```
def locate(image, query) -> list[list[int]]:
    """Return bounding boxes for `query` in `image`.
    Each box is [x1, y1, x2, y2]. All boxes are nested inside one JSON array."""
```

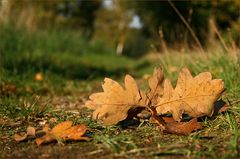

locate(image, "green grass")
[[0, 25, 150, 96], [0, 26, 240, 158]]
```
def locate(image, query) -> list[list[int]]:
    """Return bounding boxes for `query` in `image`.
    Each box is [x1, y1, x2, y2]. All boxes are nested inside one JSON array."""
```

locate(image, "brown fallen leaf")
[[150, 116, 175, 124], [14, 126, 36, 142], [0, 84, 17, 95], [156, 67, 225, 121], [51, 120, 73, 135], [218, 104, 230, 113], [147, 68, 164, 105], [148, 106, 202, 135], [85, 75, 148, 125], [163, 118, 203, 135], [35, 121, 89, 146], [85, 67, 225, 135], [213, 99, 230, 115], [60, 124, 90, 141], [35, 72, 43, 81]]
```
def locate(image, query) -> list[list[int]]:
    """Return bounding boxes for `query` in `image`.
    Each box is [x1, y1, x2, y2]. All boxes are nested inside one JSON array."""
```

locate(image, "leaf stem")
[[147, 106, 166, 130]]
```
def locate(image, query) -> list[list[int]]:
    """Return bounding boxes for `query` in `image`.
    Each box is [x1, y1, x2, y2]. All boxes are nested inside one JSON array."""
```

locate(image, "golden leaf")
[[60, 124, 90, 141], [51, 121, 73, 136], [14, 126, 36, 142], [147, 68, 164, 105], [85, 67, 225, 136], [85, 75, 148, 125], [35, 121, 89, 146], [156, 68, 225, 121], [35, 72, 43, 81]]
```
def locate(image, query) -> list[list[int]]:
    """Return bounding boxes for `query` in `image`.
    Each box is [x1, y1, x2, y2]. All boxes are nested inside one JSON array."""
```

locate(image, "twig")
[[125, 143, 186, 155], [88, 149, 103, 155], [212, 23, 230, 53], [230, 100, 240, 106], [167, 0, 205, 53], [148, 107, 166, 130]]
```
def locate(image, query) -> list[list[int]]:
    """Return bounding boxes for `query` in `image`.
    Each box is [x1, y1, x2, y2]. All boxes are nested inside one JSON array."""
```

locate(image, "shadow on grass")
[[3, 59, 125, 79], [2, 56, 150, 80]]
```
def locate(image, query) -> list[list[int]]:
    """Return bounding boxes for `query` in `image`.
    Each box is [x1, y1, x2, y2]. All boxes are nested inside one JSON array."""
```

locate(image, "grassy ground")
[[0, 27, 240, 158]]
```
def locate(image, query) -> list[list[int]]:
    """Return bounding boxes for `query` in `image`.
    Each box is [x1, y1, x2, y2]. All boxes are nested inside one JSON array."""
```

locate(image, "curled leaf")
[[36, 121, 89, 146], [213, 99, 230, 115], [163, 118, 203, 135], [14, 126, 36, 142]]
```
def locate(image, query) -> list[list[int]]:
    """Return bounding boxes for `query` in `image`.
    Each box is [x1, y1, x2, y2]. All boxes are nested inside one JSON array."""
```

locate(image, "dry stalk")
[[167, 0, 205, 53]]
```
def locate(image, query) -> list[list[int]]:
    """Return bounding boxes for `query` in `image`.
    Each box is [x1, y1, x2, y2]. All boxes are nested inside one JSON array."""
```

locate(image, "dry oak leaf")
[[147, 68, 164, 105], [163, 118, 203, 135], [156, 67, 225, 121], [85, 75, 148, 125], [35, 121, 89, 146], [14, 126, 36, 142]]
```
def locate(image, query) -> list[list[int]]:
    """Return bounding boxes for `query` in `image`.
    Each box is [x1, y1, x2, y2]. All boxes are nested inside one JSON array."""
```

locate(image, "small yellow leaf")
[[36, 121, 89, 146], [51, 121, 73, 135], [60, 124, 90, 141], [35, 72, 43, 81], [26, 126, 36, 136], [14, 134, 28, 142], [14, 126, 36, 142], [35, 133, 53, 146]]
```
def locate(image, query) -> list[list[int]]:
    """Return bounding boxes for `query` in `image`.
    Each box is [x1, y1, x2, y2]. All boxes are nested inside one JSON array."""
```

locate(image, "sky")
[[103, 0, 142, 29]]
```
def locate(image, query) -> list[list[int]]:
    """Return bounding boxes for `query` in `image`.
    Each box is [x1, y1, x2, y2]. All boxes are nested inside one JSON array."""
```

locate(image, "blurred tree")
[[0, 0, 102, 37], [0, 0, 239, 53], [93, 0, 150, 57], [124, 0, 240, 49], [56, 0, 101, 38], [93, 0, 132, 55]]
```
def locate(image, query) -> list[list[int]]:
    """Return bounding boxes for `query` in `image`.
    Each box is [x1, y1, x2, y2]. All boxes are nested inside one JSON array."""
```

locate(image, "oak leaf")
[[163, 118, 203, 135], [14, 126, 36, 142], [85, 67, 225, 135], [156, 68, 225, 121], [14, 121, 89, 145], [85, 75, 148, 125], [147, 68, 164, 105], [35, 121, 89, 146]]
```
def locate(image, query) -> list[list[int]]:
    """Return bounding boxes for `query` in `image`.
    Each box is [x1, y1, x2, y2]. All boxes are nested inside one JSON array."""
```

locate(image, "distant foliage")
[[125, 0, 240, 48], [0, 0, 239, 54]]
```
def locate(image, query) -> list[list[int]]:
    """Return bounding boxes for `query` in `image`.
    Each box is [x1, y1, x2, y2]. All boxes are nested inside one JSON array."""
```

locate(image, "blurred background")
[[1, 0, 239, 54], [1, 2, 240, 158], [0, 0, 240, 95]]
